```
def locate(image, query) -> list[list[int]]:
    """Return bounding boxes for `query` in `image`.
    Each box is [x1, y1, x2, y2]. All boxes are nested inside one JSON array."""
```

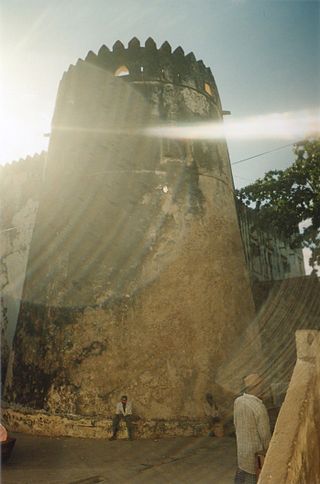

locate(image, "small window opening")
[[114, 66, 130, 77], [204, 82, 213, 96], [140, 66, 144, 73]]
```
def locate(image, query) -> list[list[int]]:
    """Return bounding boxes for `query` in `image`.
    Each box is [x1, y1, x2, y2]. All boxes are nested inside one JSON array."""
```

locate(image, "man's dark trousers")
[[112, 414, 133, 438]]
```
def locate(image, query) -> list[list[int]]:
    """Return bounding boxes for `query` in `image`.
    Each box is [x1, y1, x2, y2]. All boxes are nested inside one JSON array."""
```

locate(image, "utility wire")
[[231, 141, 297, 166]]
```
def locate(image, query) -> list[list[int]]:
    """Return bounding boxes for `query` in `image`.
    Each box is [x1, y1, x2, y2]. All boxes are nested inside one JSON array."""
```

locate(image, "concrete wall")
[[259, 330, 320, 484], [4, 40, 259, 426]]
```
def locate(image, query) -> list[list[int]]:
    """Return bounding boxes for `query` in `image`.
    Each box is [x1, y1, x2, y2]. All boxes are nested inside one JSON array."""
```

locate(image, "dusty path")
[[2, 433, 236, 483]]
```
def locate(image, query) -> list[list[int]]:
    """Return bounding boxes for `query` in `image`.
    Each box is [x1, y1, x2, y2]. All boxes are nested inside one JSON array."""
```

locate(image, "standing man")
[[234, 373, 271, 483], [109, 395, 133, 441]]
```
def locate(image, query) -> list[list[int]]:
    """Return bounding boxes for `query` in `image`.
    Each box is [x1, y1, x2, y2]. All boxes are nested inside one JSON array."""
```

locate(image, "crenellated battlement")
[[0, 151, 45, 175], [0, 152, 45, 229], [66, 38, 220, 105]]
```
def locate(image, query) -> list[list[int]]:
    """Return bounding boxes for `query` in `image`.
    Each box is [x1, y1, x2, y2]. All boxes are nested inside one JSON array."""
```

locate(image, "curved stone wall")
[[5, 40, 257, 427]]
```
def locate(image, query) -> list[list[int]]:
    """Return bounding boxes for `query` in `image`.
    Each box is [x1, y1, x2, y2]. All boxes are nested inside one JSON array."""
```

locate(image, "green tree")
[[236, 137, 320, 270]]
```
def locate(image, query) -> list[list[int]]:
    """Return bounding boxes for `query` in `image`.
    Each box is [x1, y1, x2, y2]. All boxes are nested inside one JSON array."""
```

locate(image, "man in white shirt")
[[109, 395, 133, 440], [234, 374, 271, 483]]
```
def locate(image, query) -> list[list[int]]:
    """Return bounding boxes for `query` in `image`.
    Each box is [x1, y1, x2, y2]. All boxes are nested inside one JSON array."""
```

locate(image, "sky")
[[0, 0, 319, 189]]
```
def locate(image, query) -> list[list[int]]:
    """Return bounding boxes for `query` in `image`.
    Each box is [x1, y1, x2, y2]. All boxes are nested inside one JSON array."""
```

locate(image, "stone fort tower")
[[5, 38, 257, 430]]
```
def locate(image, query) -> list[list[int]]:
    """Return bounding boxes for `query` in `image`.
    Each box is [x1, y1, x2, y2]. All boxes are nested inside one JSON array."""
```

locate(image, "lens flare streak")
[[144, 109, 320, 141]]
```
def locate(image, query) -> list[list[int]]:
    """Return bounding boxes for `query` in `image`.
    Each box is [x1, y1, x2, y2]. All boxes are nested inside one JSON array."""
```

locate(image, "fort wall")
[[260, 330, 320, 484], [0, 154, 45, 386], [3, 40, 259, 426]]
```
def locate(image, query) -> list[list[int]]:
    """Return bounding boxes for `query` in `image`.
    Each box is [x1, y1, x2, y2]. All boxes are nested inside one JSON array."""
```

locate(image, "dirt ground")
[[2, 432, 237, 483]]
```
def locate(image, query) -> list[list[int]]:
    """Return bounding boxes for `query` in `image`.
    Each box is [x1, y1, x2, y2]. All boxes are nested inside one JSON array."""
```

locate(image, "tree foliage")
[[236, 137, 320, 269]]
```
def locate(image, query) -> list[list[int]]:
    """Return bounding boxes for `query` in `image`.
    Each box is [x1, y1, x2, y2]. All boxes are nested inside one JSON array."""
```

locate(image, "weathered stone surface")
[[255, 277, 320, 388], [2, 404, 210, 439], [0, 154, 44, 388], [260, 330, 320, 484], [4, 42, 259, 433]]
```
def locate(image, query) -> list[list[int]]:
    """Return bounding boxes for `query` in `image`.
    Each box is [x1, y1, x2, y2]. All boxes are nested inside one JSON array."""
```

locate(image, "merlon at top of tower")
[[65, 37, 219, 103]]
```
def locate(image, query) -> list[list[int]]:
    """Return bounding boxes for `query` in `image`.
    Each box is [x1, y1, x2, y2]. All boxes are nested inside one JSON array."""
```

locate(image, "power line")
[[231, 141, 297, 166]]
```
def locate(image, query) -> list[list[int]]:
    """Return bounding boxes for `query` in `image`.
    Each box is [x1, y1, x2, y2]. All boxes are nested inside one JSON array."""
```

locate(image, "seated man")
[[109, 395, 133, 440]]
